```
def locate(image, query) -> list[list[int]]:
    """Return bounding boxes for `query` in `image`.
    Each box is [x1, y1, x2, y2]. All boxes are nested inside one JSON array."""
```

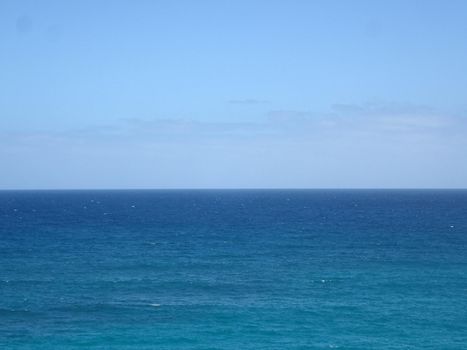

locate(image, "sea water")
[[1, 190, 466, 349]]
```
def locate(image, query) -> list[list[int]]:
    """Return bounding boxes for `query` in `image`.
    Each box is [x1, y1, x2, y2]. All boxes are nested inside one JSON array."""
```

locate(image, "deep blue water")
[[1, 190, 466, 349]]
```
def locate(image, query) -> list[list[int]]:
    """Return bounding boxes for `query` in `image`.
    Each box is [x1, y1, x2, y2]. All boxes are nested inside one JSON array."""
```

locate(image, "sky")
[[1, 0, 467, 189]]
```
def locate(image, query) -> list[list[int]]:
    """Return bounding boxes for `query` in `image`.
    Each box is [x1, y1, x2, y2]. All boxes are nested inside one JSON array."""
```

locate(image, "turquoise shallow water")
[[1, 190, 466, 349]]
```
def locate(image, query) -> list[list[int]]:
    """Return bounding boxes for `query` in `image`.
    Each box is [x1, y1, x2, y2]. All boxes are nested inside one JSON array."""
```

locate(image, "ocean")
[[1, 190, 466, 349]]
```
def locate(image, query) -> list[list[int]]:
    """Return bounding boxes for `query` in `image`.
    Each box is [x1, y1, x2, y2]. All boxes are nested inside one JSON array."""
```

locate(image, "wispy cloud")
[[1, 102, 466, 189], [331, 102, 435, 116], [266, 102, 462, 135], [2, 102, 464, 144], [121, 118, 270, 140]]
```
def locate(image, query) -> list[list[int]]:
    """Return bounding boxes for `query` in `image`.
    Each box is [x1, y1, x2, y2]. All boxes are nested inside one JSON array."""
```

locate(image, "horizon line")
[[0, 188, 466, 191]]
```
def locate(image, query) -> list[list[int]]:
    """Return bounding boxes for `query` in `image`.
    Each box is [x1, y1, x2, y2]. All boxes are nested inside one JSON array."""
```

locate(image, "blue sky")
[[1, 0, 467, 188]]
